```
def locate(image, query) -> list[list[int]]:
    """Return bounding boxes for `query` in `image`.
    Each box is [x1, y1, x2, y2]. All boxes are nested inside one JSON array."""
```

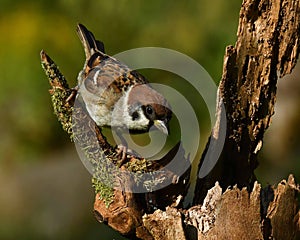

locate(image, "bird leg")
[[114, 132, 140, 166]]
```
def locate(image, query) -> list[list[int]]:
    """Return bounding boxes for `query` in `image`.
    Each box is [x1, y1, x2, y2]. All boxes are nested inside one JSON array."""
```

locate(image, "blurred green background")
[[0, 0, 299, 239]]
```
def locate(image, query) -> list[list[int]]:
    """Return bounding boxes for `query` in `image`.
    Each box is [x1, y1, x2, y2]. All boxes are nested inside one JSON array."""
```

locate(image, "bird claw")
[[116, 144, 140, 166], [116, 144, 128, 165]]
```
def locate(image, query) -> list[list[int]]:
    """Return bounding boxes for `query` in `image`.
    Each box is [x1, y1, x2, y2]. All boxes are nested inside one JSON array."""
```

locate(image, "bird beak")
[[154, 120, 169, 135]]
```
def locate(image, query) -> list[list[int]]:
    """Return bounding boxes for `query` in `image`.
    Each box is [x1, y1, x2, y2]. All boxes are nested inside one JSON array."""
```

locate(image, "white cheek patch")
[[126, 108, 149, 131], [111, 86, 149, 130]]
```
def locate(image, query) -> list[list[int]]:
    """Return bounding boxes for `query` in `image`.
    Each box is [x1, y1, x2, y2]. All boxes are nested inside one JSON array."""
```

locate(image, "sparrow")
[[76, 24, 171, 158]]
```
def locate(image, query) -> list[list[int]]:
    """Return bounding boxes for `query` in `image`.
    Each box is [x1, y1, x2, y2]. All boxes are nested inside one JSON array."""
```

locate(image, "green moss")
[[51, 90, 73, 137], [41, 53, 115, 206], [71, 105, 116, 206], [41, 53, 74, 139], [92, 177, 114, 208], [123, 158, 153, 173]]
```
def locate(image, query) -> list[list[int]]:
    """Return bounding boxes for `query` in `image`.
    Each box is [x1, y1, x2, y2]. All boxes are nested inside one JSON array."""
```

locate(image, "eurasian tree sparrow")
[[76, 24, 172, 158]]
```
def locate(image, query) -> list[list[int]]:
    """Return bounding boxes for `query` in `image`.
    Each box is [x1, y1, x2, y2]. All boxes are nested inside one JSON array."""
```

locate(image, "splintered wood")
[[143, 176, 299, 240]]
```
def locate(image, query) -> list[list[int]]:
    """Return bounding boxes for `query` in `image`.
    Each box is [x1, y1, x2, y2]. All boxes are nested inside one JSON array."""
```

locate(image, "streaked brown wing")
[[84, 56, 148, 95]]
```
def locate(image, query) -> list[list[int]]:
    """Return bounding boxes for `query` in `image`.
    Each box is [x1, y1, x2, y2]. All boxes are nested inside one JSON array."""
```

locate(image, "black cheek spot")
[[131, 111, 140, 121]]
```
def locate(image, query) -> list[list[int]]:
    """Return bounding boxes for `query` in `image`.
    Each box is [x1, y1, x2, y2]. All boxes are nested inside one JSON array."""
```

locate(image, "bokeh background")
[[0, 0, 299, 239]]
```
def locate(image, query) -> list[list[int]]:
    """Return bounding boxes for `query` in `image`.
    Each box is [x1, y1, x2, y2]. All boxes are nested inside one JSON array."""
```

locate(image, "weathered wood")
[[142, 207, 186, 240], [143, 175, 299, 240], [194, 0, 300, 204]]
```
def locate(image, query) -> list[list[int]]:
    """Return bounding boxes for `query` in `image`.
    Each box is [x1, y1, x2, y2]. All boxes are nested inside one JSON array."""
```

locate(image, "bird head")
[[125, 84, 172, 134]]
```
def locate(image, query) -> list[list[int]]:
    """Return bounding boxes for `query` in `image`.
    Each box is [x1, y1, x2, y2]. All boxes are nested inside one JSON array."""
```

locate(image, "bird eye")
[[145, 105, 153, 115]]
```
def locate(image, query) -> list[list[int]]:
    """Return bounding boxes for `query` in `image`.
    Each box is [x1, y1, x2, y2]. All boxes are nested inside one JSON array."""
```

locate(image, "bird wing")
[[77, 24, 149, 108]]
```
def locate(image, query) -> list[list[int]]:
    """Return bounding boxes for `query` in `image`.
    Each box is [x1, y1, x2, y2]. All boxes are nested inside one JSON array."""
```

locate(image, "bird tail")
[[76, 23, 105, 60]]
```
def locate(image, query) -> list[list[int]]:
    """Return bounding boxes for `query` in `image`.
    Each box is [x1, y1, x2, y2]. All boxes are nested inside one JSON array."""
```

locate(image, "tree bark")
[[194, 0, 300, 204], [41, 0, 300, 239]]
